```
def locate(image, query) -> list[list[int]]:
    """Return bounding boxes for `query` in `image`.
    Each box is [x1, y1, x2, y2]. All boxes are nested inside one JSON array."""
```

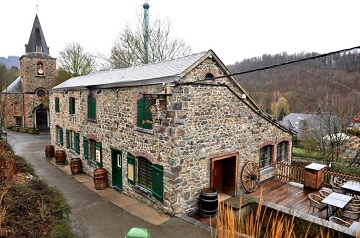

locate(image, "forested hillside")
[[227, 51, 360, 120]]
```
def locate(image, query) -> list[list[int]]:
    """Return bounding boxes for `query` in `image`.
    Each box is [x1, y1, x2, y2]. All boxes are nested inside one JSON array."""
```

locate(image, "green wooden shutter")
[[55, 97, 60, 112], [75, 132, 80, 154], [83, 137, 88, 159], [127, 152, 135, 185], [59, 128, 63, 145], [87, 97, 91, 119], [96, 142, 102, 165], [66, 129, 70, 148], [92, 97, 96, 120], [152, 164, 163, 200], [137, 97, 152, 129]]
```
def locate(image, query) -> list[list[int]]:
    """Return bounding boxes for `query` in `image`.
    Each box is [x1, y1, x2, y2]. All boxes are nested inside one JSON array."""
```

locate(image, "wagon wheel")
[[241, 161, 260, 193]]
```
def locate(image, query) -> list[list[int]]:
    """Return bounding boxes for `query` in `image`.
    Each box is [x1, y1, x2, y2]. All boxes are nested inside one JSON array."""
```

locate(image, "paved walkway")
[[7, 130, 211, 238]]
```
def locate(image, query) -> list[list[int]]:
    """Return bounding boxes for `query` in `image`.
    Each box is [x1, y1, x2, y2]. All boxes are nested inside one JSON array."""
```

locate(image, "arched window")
[[36, 62, 44, 75], [13, 101, 20, 115], [205, 73, 214, 80]]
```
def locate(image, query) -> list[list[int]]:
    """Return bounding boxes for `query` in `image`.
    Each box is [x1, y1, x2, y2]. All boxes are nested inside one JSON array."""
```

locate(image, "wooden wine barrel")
[[55, 150, 66, 164], [199, 188, 218, 217], [70, 158, 82, 175], [45, 145, 54, 158], [93, 168, 108, 190]]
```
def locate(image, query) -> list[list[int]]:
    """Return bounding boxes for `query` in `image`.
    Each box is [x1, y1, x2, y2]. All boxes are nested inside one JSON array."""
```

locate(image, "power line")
[[214, 45, 360, 79]]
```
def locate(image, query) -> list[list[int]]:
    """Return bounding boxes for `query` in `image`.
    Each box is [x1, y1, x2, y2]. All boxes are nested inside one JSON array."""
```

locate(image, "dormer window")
[[36, 62, 44, 75], [36, 44, 43, 53]]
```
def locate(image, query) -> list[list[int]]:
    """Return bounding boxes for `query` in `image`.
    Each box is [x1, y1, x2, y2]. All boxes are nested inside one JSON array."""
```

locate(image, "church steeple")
[[25, 14, 50, 55]]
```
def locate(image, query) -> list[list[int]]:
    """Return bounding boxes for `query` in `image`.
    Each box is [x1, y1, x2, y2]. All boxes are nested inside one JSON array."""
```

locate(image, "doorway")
[[211, 154, 238, 198], [34, 106, 48, 129], [111, 149, 123, 190]]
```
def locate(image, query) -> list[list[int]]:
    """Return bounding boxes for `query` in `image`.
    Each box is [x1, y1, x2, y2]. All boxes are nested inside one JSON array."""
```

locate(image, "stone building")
[[2, 14, 56, 129], [49, 50, 294, 215]]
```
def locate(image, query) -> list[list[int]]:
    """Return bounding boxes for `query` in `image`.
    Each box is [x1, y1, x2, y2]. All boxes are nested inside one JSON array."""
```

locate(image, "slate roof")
[[52, 51, 208, 91], [3, 77, 23, 93], [25, 14, 50, 55]]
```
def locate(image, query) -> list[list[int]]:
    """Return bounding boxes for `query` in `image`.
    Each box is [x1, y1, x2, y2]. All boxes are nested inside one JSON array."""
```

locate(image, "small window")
[[36, 89, 46, 97], [36, 44, 43, 53], [55, 97, 60, 113], [277, 141, 288, 162], [36, 62, 44, 75], [205, 73, 214, 80], [259, 145, 273, 169], [69, 97, 75, 115], [13, 102, 20, 115], [88, 96, 96, 120], [138, 157, 153, 189]]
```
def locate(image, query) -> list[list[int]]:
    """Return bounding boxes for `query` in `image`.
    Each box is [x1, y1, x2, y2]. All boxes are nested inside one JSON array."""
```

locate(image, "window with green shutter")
[[75, 132, 80, 154], [55, 97, 60, 113], [58, 127, 63, 146], [127, 152, 135, 185], [69, 97, 75, 115], [66, 129, 70, 148], [137, 97, 152, 130], [83, 137, 88, 159], [88, 96, 96, 121], [138, 157, 152, 189]]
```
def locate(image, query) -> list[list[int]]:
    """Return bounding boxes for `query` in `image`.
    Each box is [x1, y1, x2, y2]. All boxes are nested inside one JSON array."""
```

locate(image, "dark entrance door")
[[111, 149, 123, 190], [211, 155, 237, 196], [35, 107, 48, 129]]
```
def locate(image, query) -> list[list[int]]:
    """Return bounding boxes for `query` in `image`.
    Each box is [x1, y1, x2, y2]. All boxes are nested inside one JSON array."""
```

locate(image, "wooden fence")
[[274, 161, 360, 189]]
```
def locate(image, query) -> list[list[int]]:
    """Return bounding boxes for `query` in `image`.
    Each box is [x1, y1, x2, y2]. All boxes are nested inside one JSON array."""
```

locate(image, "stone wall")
[[49, 58, 292, 215]]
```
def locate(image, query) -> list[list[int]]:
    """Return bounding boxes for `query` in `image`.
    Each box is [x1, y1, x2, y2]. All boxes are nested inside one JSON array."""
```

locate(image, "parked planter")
[[45, 145, 54, 158], [93, 168, 108, 190], [55, 150, 66, 164], [70, 158, 82, 174]]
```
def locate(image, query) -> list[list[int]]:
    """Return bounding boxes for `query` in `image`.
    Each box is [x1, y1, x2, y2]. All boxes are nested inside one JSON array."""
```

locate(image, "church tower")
[[2, 14, 56, 129]]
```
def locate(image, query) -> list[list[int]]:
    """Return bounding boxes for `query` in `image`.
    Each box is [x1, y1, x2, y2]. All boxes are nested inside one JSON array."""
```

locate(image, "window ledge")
[[87, 118, 97, 123], [260, 166, 274, 174], [135, 127, 153, 134]]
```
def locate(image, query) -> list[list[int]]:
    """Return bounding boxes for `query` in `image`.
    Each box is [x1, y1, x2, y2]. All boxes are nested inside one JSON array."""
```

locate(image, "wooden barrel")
[[55, 150, 66, 164], [93, 168, 108, 190], [45, 145, 54, 158], [199, 188, 218, 217], [70, 158, 82, 174]]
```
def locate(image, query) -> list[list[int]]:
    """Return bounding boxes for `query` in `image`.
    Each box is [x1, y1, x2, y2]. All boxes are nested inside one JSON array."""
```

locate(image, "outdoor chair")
[[330, 181, 346, 194], [334, 177, 347, 186], [340, 207, 360, 220], [308, 193, 328, 218], [319, 188, 331, 199], [329, 216, 351, 227]]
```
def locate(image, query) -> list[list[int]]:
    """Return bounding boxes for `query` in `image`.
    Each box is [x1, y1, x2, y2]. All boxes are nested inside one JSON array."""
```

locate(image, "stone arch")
[[33, 104, 49, 129]]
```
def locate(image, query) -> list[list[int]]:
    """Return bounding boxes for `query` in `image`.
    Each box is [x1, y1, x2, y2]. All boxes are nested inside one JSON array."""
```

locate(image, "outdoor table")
[[350, 221, 360, 236], [321, 192, 353, 217], [341, 180, 360, 196]]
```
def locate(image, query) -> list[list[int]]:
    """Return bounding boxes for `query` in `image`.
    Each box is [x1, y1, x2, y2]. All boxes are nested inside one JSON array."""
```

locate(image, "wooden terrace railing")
[[274, 161, 360, 188]]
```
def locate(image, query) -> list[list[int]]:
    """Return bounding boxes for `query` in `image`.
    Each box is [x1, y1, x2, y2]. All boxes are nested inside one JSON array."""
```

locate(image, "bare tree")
[[58, 42, 97, 78], [110, 17, 191, 68]]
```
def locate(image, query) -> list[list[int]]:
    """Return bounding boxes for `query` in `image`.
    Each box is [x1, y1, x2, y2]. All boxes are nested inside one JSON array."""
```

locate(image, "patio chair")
[[329, 216, 351, 227], [339, 204, 360, 220], [319, 188, 331, 199], [330, 181, 346, 194], [308, 193, 328, 218], [334, 177, 347, 186]]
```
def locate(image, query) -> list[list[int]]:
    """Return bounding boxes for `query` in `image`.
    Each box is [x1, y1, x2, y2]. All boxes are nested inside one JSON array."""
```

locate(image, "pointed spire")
[[25, 14, 50, 55]]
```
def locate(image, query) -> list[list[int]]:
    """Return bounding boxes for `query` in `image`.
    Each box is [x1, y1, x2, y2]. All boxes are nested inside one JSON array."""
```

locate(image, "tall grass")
[[212, 191, 333, 238]]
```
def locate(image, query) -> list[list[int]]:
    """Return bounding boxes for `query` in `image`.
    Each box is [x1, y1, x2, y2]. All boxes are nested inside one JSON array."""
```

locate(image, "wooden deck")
[[224, 177, 330, 217]]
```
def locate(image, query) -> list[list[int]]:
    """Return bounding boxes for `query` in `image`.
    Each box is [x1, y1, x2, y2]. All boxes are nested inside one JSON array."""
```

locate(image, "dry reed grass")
[[211, 190, 336, 238]]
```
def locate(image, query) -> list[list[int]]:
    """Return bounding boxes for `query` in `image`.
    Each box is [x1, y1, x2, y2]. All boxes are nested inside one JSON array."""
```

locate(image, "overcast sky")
[[1, 0, 360, 65]]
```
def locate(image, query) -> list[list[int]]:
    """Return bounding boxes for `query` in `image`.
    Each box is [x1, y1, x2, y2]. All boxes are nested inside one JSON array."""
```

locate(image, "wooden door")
[[212, 159, 223, 193], [111, 149, 123, 190]]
